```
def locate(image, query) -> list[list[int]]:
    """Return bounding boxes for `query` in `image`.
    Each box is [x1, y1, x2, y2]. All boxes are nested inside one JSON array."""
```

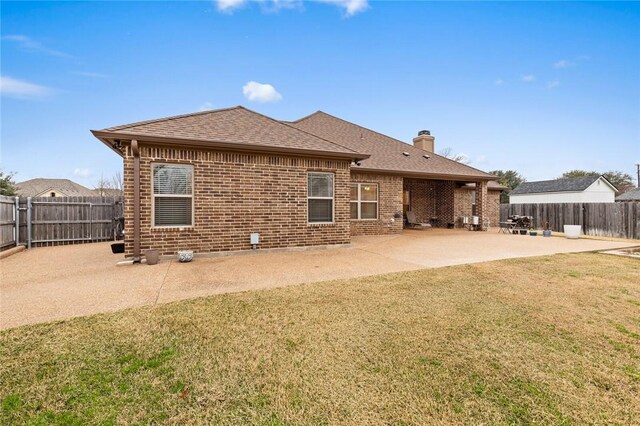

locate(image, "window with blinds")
[[152, 164, 193, 227], [308, 172, 334, 223], [350, 183, 378, 220]]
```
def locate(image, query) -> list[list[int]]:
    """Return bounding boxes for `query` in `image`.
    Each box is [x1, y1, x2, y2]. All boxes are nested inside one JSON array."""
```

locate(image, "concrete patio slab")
[[1, 230, 637, 330]]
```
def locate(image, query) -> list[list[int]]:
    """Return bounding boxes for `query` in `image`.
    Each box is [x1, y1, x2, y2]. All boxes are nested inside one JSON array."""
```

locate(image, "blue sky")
[[2, 1, 639, 188]]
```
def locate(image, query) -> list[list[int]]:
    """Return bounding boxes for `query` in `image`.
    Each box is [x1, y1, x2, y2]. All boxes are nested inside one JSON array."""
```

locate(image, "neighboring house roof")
[[511, 175, 617, 195], [92, 106, 366, 161], [287, 111, 495, 181], [15, 178, 95, 197], [93, 188, 123, 197], [616, 187, 640, 201]]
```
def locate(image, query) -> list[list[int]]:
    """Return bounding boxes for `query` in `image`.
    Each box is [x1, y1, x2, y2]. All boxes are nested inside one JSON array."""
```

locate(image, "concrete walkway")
[[1, 230, 637, 330]]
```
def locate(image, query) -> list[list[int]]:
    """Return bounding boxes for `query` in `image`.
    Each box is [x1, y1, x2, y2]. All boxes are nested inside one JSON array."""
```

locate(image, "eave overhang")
[[90, 130, 370, 162]]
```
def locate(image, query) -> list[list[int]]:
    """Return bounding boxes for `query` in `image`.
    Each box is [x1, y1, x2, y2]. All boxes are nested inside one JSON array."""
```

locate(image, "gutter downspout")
[[131, 139, 141, 263]]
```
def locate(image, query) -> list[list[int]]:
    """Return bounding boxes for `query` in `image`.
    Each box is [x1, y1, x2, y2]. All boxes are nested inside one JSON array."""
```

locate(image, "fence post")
[[14, 196, 20, 246], [26, 197, 32, 249]]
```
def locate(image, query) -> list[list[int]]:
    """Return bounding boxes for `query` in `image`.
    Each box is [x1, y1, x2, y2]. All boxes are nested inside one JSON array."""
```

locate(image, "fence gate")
[[0, 196, 123, 250]]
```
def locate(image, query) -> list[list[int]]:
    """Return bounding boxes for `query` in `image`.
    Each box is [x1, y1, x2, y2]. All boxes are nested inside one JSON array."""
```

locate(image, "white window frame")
[[307, 172, 335, 224], [151, 163, 194, 228], [350, 183, 379, 220]]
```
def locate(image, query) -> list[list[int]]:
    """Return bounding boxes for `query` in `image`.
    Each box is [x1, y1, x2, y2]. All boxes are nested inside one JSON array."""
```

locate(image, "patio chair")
[[406, 211, 432, 229]]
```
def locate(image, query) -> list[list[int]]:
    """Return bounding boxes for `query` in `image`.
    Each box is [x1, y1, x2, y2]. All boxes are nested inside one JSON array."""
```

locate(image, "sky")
[[2, 0, 639, 188]]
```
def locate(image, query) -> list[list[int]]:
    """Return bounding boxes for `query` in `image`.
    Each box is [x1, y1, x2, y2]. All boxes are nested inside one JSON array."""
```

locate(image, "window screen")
[[308, 172, 334, 223], [153, 164, 193, 227]]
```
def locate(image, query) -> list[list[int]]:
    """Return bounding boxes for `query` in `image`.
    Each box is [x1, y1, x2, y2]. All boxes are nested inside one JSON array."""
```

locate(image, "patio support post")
[[131, 139, 141, 263], [476, 181, 489, 230]]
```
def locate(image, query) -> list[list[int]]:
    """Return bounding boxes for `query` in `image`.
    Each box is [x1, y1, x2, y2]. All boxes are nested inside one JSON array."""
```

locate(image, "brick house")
[[92, 106, 504, 260]]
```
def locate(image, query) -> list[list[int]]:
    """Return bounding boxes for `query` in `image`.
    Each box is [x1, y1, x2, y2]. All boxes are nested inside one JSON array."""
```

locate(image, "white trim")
[[587, 176, 619, 193], [350, 182, 379, 221], [307, 172, 335, 224], [151, 162, 195, 228]]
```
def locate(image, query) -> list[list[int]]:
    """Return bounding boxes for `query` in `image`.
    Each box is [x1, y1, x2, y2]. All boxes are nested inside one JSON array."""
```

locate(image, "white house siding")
[[510, 179, 616, 204]]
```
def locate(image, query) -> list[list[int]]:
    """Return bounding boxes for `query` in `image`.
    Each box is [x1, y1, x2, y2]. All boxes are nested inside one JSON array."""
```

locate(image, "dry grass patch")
[[1, 253, 639, 424]]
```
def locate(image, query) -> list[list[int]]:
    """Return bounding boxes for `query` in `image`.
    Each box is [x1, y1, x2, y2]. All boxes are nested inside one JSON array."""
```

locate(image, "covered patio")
[[2, 230, 636, 330], [402, 178, 501, 229]]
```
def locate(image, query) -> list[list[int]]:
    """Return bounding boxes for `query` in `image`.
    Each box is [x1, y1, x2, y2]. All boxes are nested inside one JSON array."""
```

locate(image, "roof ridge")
[[295, 111, 494, 178], [104, 105, 244, 131], [524, 175, 600, 185], [235, 108, 361, 155]]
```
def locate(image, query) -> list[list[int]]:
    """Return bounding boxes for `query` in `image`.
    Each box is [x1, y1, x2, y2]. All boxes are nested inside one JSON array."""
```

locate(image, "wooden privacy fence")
[[500, 202, 640, 240], [0, 195, 17, 249], [0, 195, 123, 250]]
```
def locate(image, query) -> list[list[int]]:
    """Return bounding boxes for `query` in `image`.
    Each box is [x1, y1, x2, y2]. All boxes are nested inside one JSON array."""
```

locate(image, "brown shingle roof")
[[288, 111, 496, 180], [93, 106, 365, 160], [15, 178, 95, 197], [459, 181, 510, 191]]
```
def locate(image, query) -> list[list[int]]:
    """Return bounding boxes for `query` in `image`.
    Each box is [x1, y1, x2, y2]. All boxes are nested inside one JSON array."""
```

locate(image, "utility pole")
[[637, 163, 640, 188]]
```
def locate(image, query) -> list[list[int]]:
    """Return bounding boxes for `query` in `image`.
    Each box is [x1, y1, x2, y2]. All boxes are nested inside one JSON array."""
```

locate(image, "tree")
[[488, 170, 526, 204], [559, 170, 599, 179], [559, 169, 634, 192], [602, 170, 635, 193], [94, 172, 124, 196], [110, 171, 123, 191], [0, 169, 17, 196], [439, 147, 469, 164]]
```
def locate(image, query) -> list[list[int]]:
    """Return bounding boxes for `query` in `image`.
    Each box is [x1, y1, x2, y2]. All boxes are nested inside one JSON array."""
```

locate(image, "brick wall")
[[435, 180, 456, 226], [123, 145, 351, 257], [350, 172, 403, 236], [486, 191, 501, 228], [454, 188, 474, 226], [475, 181, 489, 229], [403, 179, 436, 223], [454, 188, 502, 228]]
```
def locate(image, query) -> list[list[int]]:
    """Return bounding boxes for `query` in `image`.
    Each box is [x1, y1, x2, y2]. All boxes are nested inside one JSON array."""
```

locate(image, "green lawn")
[[1, 253, 639, 425]]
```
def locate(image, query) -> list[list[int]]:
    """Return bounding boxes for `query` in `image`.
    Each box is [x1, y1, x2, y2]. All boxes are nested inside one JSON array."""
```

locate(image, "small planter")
[[543, 230, 552, 237], [145, 249, 160, 265], [529, 231, 537, 236], [563, 225, 582, 239], [519, 229, 527, 235], [177, 250, 194, 263], [111, 243, 124, 254]]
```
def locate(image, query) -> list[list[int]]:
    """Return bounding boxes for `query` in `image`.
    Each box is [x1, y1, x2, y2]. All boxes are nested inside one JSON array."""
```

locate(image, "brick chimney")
[[413, 130, 435, 152]]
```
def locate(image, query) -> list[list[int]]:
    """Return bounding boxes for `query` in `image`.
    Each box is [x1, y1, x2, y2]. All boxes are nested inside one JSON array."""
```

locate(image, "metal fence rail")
[[500, 202, 640, 240], [1, 196, 123, 251]]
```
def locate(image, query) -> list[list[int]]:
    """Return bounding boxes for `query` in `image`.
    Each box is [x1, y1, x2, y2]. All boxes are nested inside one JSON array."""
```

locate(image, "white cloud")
[[261, 0, 302, 12], [553, 59, 575, 69], [521, 74, 536, 82], [547, 80, 560, 89], [214, 0, 368, 15], [0, 76, 52, 98], [2, 34, 69, 57], [216, 0, 246, 12], [199, 101, 214, 111], [242, 81, 282, 103], [494, 79, 504, 86], [73, 168, 92, 177], [475, 154, 487, 163], [315, 0, 369, 16]]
